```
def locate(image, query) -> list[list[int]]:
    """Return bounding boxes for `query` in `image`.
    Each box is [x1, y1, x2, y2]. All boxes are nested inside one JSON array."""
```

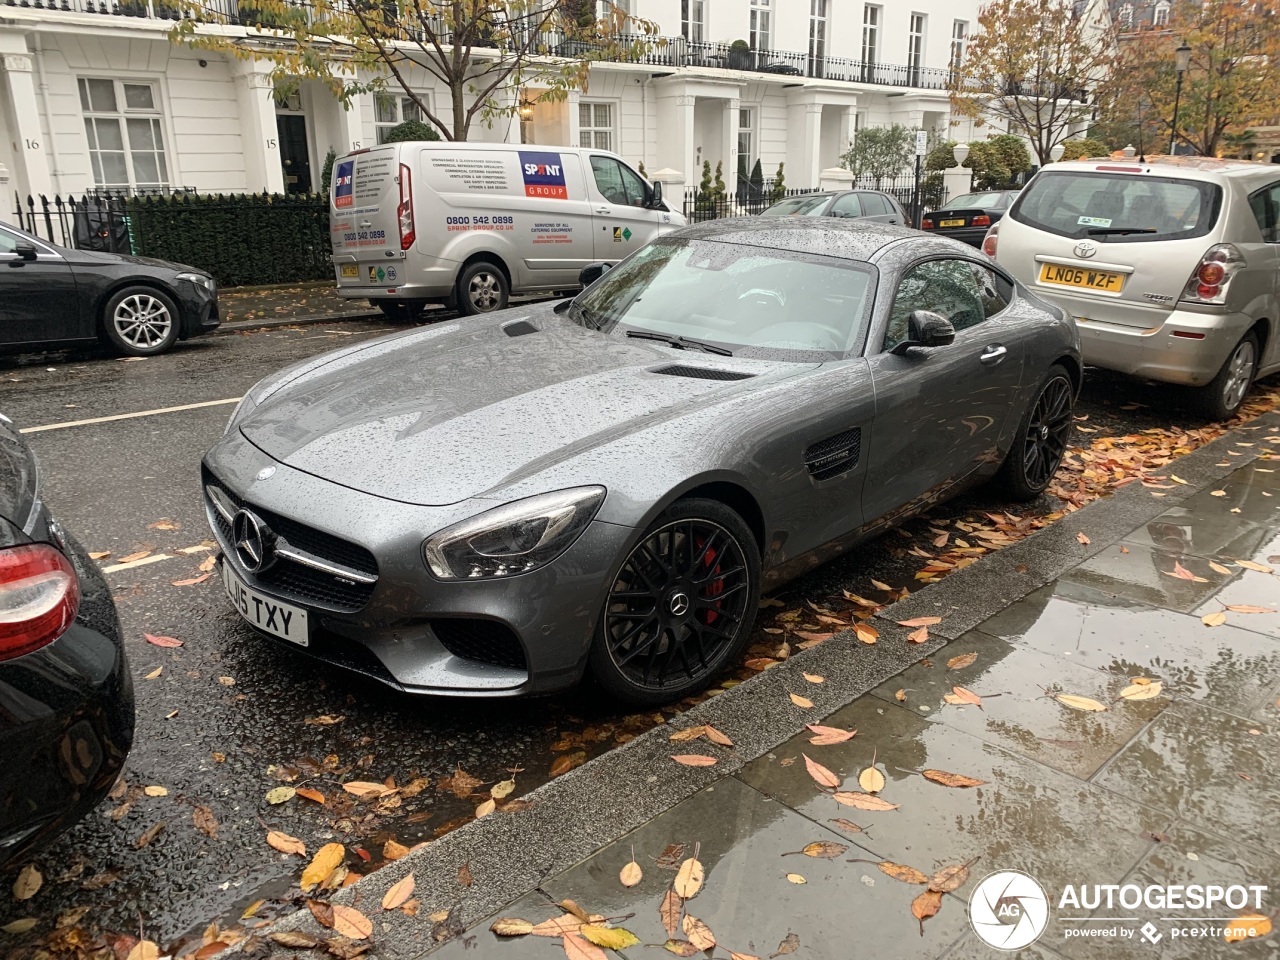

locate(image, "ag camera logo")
[[969, 870, 1050, 950]]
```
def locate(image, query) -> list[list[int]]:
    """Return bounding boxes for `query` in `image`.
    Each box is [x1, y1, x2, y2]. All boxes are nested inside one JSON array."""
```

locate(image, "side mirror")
[[13, 241, 37, 262], [649, 179, 664, 208], [578, 261, 611, 287], [890, 310, 956, 356]]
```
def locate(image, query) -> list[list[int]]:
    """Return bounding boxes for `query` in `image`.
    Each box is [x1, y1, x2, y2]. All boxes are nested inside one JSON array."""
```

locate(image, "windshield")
[[1011, 171, 1221, 242], [759, 195, 831, 217], [571, 238, 875, 358], [947, 192, 1012, 209]]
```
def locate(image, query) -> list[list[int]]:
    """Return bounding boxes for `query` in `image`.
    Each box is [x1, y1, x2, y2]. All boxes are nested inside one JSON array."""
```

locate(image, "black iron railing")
[[11, 192, 133, 253]]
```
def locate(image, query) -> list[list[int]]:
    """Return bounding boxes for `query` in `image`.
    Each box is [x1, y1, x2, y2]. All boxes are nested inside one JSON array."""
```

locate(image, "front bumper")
[[202, 432, 634, 697], [178, 280, 220, 339], [1073, 307, 1251, 387], [0, 532, 134, 866]]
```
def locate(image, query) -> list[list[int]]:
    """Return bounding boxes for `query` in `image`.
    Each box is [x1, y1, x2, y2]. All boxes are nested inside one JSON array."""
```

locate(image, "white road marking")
[[19, 397, 242, 434], [101, 554, 172, 573]]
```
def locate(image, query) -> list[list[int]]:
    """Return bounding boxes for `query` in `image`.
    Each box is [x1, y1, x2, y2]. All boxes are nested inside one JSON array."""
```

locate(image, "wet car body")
[[205, 219, 1079, 703], [0, 417, 133, 866], [921, 190, 1020, 247]]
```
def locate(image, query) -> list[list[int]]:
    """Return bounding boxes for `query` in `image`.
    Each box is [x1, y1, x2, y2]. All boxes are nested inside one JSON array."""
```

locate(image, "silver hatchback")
[[989, 157, 1280, 417]]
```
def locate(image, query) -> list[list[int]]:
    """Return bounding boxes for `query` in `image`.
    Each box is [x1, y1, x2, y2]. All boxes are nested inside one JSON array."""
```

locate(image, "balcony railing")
[[9, 0, 957, 91]]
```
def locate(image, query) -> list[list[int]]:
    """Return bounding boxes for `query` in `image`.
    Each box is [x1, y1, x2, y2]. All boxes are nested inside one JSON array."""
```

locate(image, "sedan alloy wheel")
[[104, 286, 182, 356]]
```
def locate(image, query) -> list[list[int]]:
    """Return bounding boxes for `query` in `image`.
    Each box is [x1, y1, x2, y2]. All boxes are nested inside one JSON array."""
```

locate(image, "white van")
[[329, 141, 685, 318]]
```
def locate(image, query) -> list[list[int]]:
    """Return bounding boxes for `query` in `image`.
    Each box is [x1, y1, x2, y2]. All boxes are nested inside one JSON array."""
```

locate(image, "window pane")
[[402, 97, 423, 122], [591, 157, 627, 203], [594, 103, 610, 127], [86, 78, 117, 113], [100, 151, 129, 187], [124, 83, 155, 110], [830, 193, 863, 217], [740, 108, 750, 129], [579, 102, 592, 128], [83, 117, 98, 150], [579, 132, 592, 148], [78, 78, 91, 113], [595, 130, 611, 150], [132, 152, 159, 185], [155, 151, 169, 184], [375, 93, 398, 124], [95, 118, 125, 152], [619, 164, 648, 205], [127, 117, 156, 151]]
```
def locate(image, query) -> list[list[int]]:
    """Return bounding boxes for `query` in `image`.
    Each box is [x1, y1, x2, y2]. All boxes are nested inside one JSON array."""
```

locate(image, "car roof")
[[1047, 155, 1279, 182], [673, 217, 922, 260]]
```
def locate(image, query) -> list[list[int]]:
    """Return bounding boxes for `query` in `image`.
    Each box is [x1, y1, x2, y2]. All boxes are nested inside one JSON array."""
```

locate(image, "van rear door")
[[330, 146, 405, 291]]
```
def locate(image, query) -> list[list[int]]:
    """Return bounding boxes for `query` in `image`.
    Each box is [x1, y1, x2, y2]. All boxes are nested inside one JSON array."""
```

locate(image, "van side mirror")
[[890, 310, 956, 356], [12, 241, 37, 262], [578, 262, 611, 287], [648, 180, 664, 208]]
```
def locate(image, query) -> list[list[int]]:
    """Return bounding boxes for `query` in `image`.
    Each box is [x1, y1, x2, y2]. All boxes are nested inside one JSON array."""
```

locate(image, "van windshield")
[[1010, 171, 1222, 243], [570, 238, 875, 359]]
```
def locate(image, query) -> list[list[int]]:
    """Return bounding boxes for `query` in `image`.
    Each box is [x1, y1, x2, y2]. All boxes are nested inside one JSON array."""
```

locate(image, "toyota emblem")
[[232, 509, 276, 573], [1074, 240, 1098, 259]]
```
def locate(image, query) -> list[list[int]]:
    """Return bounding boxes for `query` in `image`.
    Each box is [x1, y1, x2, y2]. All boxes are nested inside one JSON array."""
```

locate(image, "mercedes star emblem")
[[1074, 240, 1098, 259], [669, 592, 691, 617], [256, 466, 276, 481], [232, 509, 276, 573]]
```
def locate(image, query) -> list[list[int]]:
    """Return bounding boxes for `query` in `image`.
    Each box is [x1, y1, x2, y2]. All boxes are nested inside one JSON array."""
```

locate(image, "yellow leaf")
[[1235, 559, 1274, 574], [1209, 561, 1233, 575], [300, 843, 345, 892], [475, 798, 496, 818], [1171, 475, 1187, 484], [383, 839, 410, 861], [663, 941, 700, 957], [871, 579, 893, 591], [1224, 915, 1272, 943], [490, 779, 516, 799], [330, 903, 372, 940], [382, 873, 415, 910], [946, 652, 977, 670], [669, 726, 707, 742], [143, 785, 168, 797], [12, 864, 41, 901], [922, 769, 987, 788], [911, 889, 943, 934], [803, 673, 825, 683], [878, 861, 929, 884], [681, 915, 716, 950], [266, 830, 306, 856], [858, 767, 886, 793], [1120, 680, 1164, 701], [795, 841, 847, 859], [894, 689, 907, 702], [619, 860, 643, 887], [1056, 694, 1108, 712], [581, 925, 642, 950], [265, 786, 295, 805], [832, 791, 899, 811], [671, 754, 718, 767], [854, 622, 879, 644], [1, 918, 37, 934], [803, 754, 841, 788], [144, 666, 163, 680], [530, 916, 583, 937], [1202, 611, 1228, 627], [1226, 604, 1276, 614], [491, 918, 535, 937], [944, 685, 983, 709], [785, 873, 807, 884], [125, 941, 160, 960], [674, 857, 705, 898], [789, 692, 814, 708], [928, 862, 972, 893]]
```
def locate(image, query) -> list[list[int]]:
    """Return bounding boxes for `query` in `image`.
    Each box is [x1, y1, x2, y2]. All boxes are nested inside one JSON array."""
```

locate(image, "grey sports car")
[[203, 219, 1080, 705]]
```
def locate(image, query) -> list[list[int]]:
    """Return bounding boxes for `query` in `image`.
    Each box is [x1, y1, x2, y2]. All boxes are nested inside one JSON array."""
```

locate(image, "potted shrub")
[[728, 39, 753, 71]]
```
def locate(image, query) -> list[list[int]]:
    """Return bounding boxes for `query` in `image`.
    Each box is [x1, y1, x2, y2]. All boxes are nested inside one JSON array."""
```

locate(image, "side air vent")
[[502, 319, 539, 337], [652, 365, 755, 382], [804, 427, 862, 481]]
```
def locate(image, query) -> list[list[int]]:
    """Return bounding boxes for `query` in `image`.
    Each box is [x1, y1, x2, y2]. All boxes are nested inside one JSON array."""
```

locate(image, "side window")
[[617, 163, 649, 207], [0, 229, 18, 255], [1249, 182, 1280, 243], [969, 262, 1012, 317], [862, 193, 890, 216], [884, 259, 988, 351], [591, 157, 647, 206], [830, 193, 863, 218]]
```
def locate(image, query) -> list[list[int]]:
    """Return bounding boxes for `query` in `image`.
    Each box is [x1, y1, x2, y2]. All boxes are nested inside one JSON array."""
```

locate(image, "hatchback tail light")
[[1181, 243, 1244, 305], [981, 222, 1000, 258], [972, 214, 991, 227], [921, 217, 935, 229], [0, 544, 80, 662], [397, 163, 415, 251]]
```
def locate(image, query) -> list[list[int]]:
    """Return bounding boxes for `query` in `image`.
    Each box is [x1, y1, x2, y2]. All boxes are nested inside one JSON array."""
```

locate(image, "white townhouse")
[[0, 0, 995, 204]]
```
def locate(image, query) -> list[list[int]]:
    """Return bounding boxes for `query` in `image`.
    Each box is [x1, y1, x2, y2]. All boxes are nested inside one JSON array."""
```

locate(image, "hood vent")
[[652, 365, 755, 382], [502, 319, 539, 337], [804, 427, 862, 481]]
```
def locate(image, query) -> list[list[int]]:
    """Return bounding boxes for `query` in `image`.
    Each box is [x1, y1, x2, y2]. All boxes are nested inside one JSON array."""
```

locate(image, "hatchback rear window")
[[1010, 171, 1221, 243], [760, 195, 830, 217]]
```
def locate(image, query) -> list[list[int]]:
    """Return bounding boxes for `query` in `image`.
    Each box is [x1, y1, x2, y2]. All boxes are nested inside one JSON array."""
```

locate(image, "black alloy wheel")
[[589, 499, 759, 705], [997, 364, 1075, 501]]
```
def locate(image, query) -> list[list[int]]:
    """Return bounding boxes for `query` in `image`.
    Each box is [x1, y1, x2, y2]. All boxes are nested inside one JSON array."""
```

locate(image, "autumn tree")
[[171, 0, 657, 142], [1109, 0, 1280, 157], [951, 0, 1119, 164]]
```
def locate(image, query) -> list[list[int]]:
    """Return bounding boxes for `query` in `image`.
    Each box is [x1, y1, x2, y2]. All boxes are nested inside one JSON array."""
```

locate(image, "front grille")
[[433, 619, 527, 671], [651, 365, 755, 382], [203, 469, 378, 613], [805, 427, 862, 481]]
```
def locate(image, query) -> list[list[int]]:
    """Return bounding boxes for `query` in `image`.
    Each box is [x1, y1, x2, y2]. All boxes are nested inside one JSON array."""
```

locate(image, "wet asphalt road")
[[0, 317, 1250, 954]]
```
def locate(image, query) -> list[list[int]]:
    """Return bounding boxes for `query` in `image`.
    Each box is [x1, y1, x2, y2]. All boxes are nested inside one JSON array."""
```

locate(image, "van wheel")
[[456, 262, 509, 315], [1195, 331, 1258, 421]]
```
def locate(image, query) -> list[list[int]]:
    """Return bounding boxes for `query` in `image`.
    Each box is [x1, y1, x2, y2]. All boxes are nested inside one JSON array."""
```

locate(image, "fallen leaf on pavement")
[[1226, 604, 1276, 614], [270, 932, 321, 949], [663, 941, 699, 957], [143, 666, 163, 680], [911, 889, 943, 935], [172, 574, 211, 587], [134, 822, 165, 849], [199, 555, 217, 572], [125, 942, 161, 960], [682, 915, 716, 950], [266, 830, 305, 856], [297, 787, 326, 804], [119, 550, 152, 564], [1120, 680, 1164, 701], [304, 714, 345, 726], [301, 843, 345, 891], [217, 676, 235, 686], [704, 725, 733, 747], [944, 686, 983, 709], [1171, 475, 1187, 485], [265, 786, 295, 805], [770, 932, 800, 957], [1234, 559, 1274, 574], [89, 551, 110, 560], [563, 933, 608, 960], [832, 791, 898, 811], [1210, 489, 1227, 497], [1056, 694, 1108, 712], [907, 625, 929, 644], [383, 839, 409, 861], [342, 781, 391, 800], [674, 855, 705, 898], [549, 752, 586, 777], [491, 919, 535, 937], [806, 724, 856, 745], [143, 785, 168, 797], [582, 925, 641, 950], [13, 864, 41, 900], [331, 904, 372, 940], [669, 726, 706, 742], [143, 633, 182, 648], [828, 819, 869, 834], [878, 862, 928, 884], [946, 653, 977, 670], [782, 841, 847, 859], [382, 873, 415, 910], [655, 843, 686, 868], [1224, 915, 1272, 943], [457, 863, 473, 887], [803, 754, 841, 788], [475, 798, 496, 818], [858, 766, 885, 793], [659, 888, 682, 937], [928, 860, 975, 893], [1, 919, 37, 934], [1167, 561, 1208, 583], [530, 916, 582, 937], [620, 855, 643, 887], [854, 622, 879, 644], [672, 755, 717, 767], [922, 769, 987, 788], [192, 805, 218, 839], [789, 692, 814, 708], [1203, 611, 1228, 627], [1209, 561, 1233, 575], [803, 673, 825, 683], [785, 873, 806, 884], [1076, 532, 1090, 544], [894, 689, 907, 701], [897, 616, 941, 627]]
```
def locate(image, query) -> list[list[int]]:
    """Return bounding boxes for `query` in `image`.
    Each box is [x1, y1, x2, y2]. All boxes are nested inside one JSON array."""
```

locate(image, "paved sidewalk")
[[249, 415, 1280, 960]]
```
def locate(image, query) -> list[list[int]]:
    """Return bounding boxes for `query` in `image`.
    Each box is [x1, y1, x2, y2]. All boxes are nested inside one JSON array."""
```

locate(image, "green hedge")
[[125, 193, 331, 288]]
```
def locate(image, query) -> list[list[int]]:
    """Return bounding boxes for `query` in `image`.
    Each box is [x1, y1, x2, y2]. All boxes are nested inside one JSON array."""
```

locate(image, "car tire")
[[1195, 331, 1258, 421], [588, 498, 761, 707], [456, 261, 509, 315], [102, 286, 182, 356], [995, 363, 1075, 502]]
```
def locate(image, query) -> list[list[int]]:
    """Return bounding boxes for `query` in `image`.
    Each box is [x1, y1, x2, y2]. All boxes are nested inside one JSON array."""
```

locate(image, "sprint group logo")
[[519, 150, 568, 199], [969, 870, 1050, 950], [334, 160, 354, 208]]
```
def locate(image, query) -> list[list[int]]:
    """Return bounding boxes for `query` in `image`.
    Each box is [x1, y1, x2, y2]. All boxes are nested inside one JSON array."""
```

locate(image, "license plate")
[[939, 218, 966, 227], [1039, 262, 1125, 293], [221, 560, 309, 647], [340, 264, 359, 278]]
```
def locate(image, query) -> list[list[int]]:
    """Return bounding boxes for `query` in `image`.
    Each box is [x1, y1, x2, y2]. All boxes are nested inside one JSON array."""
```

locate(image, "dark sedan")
[[759, 190, 907, 224], [1, 221, 220, 356], [921, 190, 1021, 247], [204, 219, 1079, 706], [0, 415, 133, 866]]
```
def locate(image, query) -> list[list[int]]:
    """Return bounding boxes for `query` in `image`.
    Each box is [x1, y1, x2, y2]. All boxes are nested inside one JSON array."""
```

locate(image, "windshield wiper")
[[625, 330, 733, 356], [1086, 227, 1158, 236]]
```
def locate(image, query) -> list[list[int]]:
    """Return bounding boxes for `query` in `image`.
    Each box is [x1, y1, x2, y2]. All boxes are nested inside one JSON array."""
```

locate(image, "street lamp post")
[[1170, 41, 1191, 155]]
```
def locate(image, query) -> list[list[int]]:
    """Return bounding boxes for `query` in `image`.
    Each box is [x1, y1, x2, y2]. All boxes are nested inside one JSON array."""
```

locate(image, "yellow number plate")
[[939, 218, 966, 227], [1038, 262, 1124, 293], [340, 264, 359, 278]]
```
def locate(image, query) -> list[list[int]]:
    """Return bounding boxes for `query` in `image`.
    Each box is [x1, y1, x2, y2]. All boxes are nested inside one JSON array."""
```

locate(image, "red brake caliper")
[[696, 535, 725, 625]]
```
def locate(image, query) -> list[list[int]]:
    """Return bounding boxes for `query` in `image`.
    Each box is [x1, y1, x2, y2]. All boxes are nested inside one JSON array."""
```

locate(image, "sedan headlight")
[[424, 486, 606, 580], [177, 271, 217, 293]]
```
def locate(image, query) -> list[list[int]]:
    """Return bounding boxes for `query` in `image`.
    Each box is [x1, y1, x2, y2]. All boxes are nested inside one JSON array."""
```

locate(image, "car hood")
[[239, 310, 813, 506], [66, 248, 202, 274]]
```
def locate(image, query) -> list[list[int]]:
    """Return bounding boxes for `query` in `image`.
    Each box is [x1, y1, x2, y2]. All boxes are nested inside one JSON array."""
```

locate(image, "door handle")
[[980, 344, 1008, 365], [595, 206, 611, 214]]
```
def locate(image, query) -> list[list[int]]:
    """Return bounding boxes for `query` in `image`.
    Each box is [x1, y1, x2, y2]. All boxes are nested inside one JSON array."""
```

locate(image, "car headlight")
[[424, 486, 606, 580], [224, 393, 257, 435], [177, 271, 216, 293]]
